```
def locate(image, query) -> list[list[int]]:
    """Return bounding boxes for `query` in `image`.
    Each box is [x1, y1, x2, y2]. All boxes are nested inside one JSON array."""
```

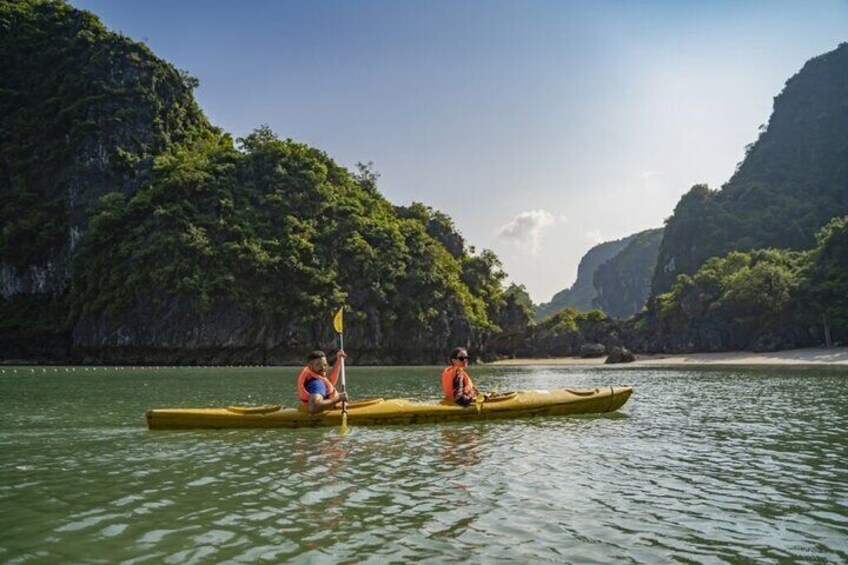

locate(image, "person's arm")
[[453, 372, 473, 406], [452, 371, 463, 398], [326, 351, 346, 385], [308, 391, 348, 415]]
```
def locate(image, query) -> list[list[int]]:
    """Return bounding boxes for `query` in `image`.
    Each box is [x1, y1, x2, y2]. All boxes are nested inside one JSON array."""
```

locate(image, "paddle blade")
[[333, 307, 344, 334], [340, 411, 348, 435]]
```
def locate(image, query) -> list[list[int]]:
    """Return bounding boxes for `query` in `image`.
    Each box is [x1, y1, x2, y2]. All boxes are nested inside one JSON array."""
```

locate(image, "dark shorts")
[[454, 394, 473, 407]]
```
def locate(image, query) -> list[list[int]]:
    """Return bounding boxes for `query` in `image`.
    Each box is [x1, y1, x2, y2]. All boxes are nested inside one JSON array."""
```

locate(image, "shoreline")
[[2, 345, 847, 368], [487, 346, 848, 367]]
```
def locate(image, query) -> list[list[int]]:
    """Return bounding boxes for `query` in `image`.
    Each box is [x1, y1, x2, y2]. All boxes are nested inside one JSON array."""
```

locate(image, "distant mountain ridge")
[[493, 43, 848, 358], [652, 42, 848, 294], [536, 236, 632, 319], [537, 227, 661, 319], [593, 227, 663, 318]]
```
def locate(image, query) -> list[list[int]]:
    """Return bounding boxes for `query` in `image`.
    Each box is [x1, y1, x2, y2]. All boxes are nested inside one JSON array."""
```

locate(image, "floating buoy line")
[[1, 364, 274, 373]]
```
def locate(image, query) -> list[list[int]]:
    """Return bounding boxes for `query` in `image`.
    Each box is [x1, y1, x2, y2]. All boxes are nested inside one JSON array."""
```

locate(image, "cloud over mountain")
[[498, 210, 556, 254]]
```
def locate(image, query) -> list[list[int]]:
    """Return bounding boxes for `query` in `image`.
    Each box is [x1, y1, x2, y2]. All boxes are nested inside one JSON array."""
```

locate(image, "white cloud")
[[497, 210, 556, 255], [584, 229, 604, 244]]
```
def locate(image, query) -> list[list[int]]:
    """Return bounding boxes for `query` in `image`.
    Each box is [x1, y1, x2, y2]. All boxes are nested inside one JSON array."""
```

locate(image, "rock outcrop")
[[652, 43, 848, 295], [605, 346, 635, 364]]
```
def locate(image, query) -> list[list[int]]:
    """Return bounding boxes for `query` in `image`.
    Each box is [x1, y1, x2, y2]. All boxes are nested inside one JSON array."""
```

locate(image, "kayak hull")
[[146, 387, 633, 430]]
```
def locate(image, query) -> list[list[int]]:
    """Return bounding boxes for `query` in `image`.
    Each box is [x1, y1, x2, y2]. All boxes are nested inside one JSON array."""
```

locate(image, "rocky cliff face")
[[0, 1, 212, 298], [0, 1, 504, 364], [592, 228, 663, 318], [69, 296, 477, 365], [652, 43, 848, 294], [536, 235, 635, 319]]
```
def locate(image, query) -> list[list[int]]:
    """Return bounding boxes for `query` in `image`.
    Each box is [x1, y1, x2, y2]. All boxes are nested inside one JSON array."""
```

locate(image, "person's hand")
[[336, 391, 348, 403], [337, 350, 347, 360]]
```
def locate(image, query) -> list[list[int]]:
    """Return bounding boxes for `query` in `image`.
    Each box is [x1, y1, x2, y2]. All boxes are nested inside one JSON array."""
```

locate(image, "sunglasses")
[[455, 356, 469, 361]]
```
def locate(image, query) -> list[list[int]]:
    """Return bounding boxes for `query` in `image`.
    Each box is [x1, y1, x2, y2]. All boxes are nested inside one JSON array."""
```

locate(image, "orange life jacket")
[[441, 366, 474, 399], [297, 366, 337, 403]]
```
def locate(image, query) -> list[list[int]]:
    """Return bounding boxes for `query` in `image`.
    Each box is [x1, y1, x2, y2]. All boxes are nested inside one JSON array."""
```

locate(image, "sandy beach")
[[488, 346, 848, 367]]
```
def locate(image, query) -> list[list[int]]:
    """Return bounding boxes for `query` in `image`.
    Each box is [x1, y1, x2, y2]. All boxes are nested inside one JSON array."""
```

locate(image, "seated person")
[[441, 347, 478, 407], [296, 350, 347, 414]]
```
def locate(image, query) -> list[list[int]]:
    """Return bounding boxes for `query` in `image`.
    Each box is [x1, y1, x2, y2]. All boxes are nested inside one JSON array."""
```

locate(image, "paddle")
[[475, 384, 499, 413], [333, 306, 348, 434]]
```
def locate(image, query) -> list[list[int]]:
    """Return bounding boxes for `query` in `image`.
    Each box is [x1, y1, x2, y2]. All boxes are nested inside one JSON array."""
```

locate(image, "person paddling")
[[441, 347, 479, 407], [297, 350, 347, 414]]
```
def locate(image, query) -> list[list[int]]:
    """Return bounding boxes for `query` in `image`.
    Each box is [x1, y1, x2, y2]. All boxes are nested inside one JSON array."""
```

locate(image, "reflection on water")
[[0, 366, 846, 562], [439, 428, 484, 468]]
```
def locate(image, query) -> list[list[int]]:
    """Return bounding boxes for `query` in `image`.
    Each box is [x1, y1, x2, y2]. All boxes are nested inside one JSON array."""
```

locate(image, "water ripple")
[[1, 366, 846, 562]]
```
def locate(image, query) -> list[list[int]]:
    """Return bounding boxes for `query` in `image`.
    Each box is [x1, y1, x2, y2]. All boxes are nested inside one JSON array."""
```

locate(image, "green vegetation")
[[1, 0, 215, 355], [523, 308, 612, 357], [491, 217, 848, 359], [501, 284, 534, 322], [68, 125, 506, 358], [653, 43, 848, 295], [1, 1, 506, 362], [2, 1, 847, 361], [632, 216, 848, 350], [488, 305, 615, 359], [0, 0, 213, 268], [485, 284, 534, 358], [662, 249, 803, 323], [802, 215, 848, 341]]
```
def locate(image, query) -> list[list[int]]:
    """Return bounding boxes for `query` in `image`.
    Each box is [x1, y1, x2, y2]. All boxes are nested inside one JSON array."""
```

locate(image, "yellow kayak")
[[146, 387, 633, 429]]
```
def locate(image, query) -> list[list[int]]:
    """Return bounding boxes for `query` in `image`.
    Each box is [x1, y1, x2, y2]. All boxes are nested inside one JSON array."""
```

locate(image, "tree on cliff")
[[629, 215, 848, 352], [652, 43, 848, 295], [1, 1, 508, 363], [69, 124, 506, 362], [802, 215, 848, 343]]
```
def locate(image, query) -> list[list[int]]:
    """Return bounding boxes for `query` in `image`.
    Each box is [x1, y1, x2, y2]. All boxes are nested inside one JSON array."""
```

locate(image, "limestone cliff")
[[0, 1, 506, 364], [536, 235, 633, 319], [653, 43, 848, 294], [592, 228, 663, 318]]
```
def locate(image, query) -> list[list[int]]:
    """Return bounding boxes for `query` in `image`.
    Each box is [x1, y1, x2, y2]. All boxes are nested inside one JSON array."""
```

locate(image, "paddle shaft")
[[339, 333, 347, 414]]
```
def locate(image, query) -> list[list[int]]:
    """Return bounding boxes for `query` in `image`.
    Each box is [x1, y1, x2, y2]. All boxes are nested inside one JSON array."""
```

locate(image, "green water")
[[1, 365, 846, 563]]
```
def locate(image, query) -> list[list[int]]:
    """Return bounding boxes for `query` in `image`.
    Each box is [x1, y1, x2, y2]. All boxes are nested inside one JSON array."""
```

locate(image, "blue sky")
[[72, 0, 848, 302]]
